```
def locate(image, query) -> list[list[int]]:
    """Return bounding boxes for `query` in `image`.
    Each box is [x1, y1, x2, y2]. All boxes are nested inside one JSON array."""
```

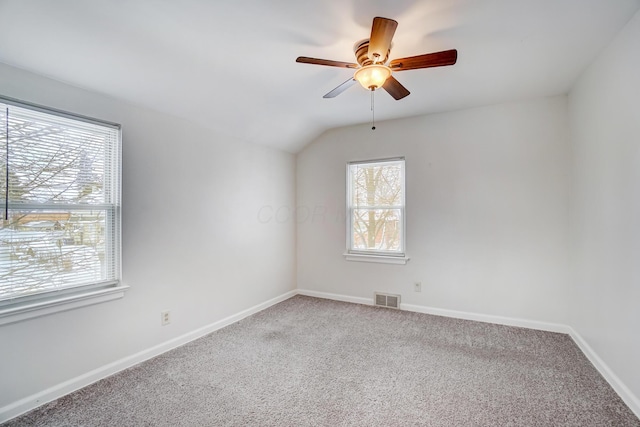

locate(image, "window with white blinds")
[[0, 99, 121, 308]]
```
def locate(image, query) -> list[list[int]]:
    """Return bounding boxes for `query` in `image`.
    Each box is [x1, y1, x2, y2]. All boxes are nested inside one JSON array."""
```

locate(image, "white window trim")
[[0, 284, 129, 326], [0, 95, 124, 324], [343, 252, 410, 265], [345, 157, 407, 264]]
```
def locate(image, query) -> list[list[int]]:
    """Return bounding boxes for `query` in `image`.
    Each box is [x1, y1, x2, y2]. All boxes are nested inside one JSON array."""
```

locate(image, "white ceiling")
[[0, 1, 639, 152]]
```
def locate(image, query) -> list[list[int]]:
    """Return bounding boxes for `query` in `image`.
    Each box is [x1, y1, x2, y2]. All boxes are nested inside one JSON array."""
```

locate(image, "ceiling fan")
[[296, 17, 458, 100]]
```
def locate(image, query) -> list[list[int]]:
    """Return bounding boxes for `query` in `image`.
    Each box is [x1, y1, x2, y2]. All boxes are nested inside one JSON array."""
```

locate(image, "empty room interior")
[[1, 0, 640, 425]]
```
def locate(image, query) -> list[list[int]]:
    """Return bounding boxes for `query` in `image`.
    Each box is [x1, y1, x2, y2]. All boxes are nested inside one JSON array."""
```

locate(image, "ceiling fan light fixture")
[[296, 17, 457, 100], [354, 64, 391, 90]]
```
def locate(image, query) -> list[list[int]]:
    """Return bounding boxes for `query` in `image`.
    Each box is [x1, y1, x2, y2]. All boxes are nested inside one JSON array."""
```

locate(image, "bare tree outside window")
[[348, 159, 405, 255]]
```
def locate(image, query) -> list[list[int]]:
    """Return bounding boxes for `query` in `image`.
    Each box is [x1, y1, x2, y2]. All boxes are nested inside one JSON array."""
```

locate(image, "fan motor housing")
[[354, 39, 390, 66]]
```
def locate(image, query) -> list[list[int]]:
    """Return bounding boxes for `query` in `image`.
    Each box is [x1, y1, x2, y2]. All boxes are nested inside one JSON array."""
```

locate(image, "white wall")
[[297, 97, 571, 324], [568, 9, 640, 400], [0, 63, 296, 411]]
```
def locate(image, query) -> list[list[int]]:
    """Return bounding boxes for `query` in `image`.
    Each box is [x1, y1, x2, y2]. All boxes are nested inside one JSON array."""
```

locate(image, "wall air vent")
[[374, 292, 401, 309]]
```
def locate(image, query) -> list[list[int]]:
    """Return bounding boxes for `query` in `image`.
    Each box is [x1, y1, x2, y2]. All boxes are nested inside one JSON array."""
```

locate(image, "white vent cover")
[[374, 292, 401, 309]]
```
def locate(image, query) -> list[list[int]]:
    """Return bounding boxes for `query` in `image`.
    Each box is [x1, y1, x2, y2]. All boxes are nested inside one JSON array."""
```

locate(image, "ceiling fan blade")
[[389, 49, 458, 71], [382, 76, 410, 100], [323, 78, 358, 98], [296, 56, 358, 69], [368, 17, 398, 63]]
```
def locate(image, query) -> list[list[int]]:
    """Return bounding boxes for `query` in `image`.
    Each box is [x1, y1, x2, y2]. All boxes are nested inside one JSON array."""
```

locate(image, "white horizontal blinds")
[[0, 102, 120, 302], [349, 160, 404, 253], [1, 210, 107, 298], [1, 106, 7, 216], [5, 105, 116, 205]]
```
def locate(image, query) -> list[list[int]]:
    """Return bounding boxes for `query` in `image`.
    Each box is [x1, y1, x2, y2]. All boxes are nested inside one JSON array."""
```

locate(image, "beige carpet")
[[5, 295, 639, 426]]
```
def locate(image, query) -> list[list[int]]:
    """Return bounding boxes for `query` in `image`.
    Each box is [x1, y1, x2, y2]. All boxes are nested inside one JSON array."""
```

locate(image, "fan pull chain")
[[371, 89, 376, 130]]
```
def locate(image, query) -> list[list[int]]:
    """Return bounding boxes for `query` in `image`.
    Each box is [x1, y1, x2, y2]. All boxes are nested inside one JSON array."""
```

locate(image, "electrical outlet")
[[414, 282, 422, 292], [161, 310, 171, 326]]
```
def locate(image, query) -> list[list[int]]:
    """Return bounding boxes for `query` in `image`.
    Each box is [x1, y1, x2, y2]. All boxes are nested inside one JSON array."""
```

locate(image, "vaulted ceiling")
[[0, 0, 639, 152]]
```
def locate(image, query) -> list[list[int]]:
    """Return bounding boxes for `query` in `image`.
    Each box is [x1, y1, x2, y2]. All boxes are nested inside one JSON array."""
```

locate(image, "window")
[[346, 158, 407, 264], [0, 97, 124, 324]]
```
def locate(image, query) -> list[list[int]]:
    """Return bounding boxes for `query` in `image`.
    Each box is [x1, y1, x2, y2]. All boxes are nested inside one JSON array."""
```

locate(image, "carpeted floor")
[[5, 295, 639, 426]]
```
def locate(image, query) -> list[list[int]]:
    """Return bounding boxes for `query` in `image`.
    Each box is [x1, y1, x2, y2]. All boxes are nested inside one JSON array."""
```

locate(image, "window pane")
[[351, 162, 403, 208], [352, 208, 402, 252], [0, 209, 110, 301], [347, 159, 405, 255]]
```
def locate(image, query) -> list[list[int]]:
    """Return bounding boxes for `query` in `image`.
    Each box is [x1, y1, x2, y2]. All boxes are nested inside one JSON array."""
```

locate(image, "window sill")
[[343, 253, 410, 265], [0, 284, 130, 326]]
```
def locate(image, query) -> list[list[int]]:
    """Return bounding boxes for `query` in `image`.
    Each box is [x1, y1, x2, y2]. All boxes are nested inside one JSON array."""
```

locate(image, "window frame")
[[0, 95, 127, 325], [345, 157, 409, 265]]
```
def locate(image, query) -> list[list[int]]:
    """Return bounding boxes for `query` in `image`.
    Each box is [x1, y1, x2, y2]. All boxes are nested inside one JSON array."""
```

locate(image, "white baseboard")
[[0, 289, 297, 424], [400, 302, 571, 333], [567, 326, 640, 417], [297, 288, 569, 333], [297, 289, 372, 306], [297, 289, 640, 419]]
